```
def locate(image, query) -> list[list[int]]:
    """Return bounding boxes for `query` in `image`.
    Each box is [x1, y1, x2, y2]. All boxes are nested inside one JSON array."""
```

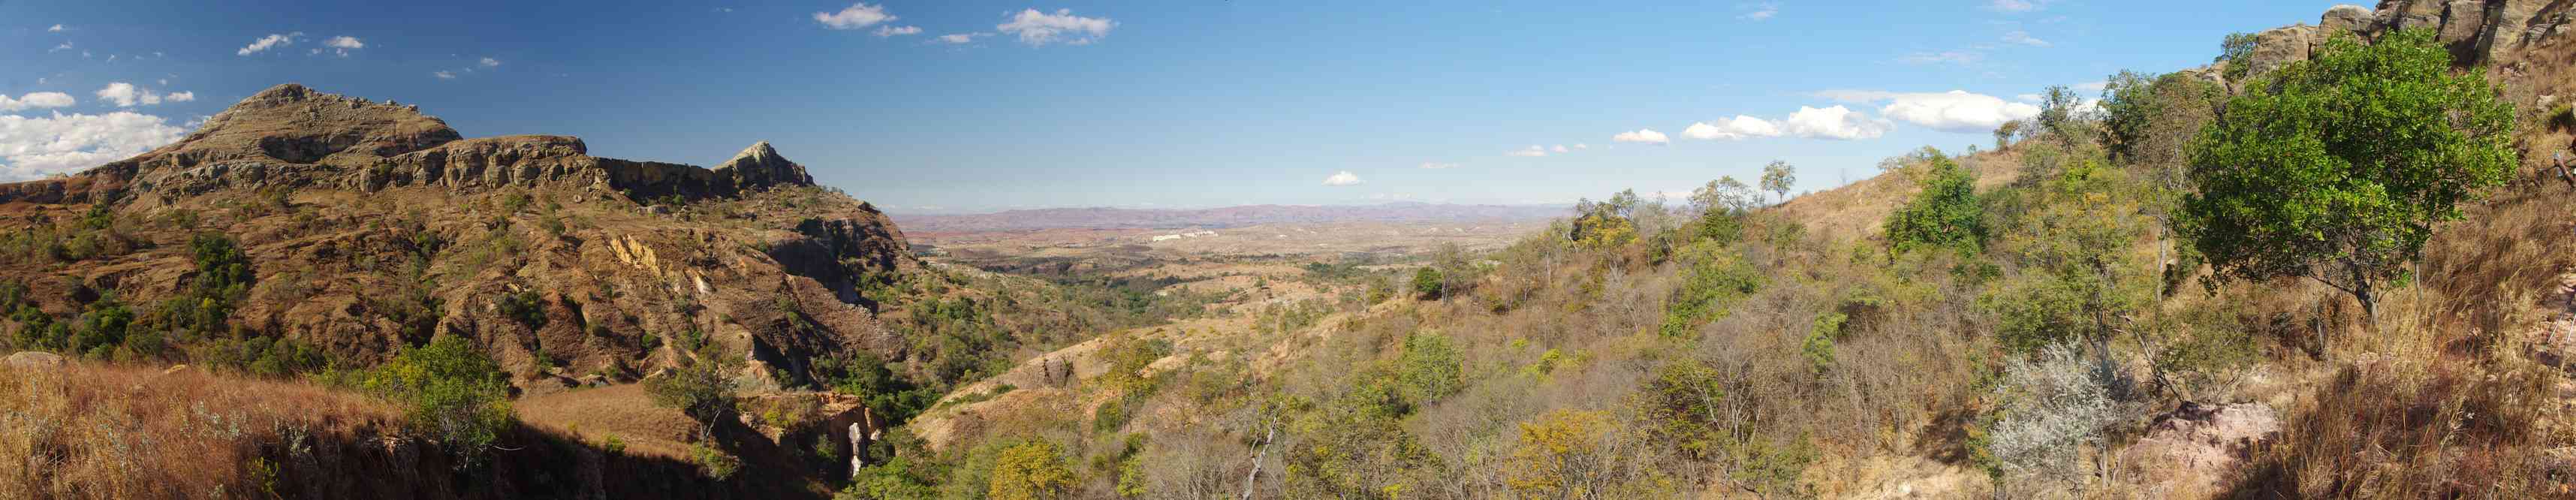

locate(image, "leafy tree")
[[1569, 191, 1641, 248], [2216, 32, 2260, 81], [987, 441, 1076, 500], [1658, 242, 1764, 339], [1505, 409, 1617, 498], [1393, 333, 1464, 405], [1758, 161, 1796, 203], [1987, 159, 2155, 354], [2177, 29, 2519, 321], [2034, 86, 2086, 140], [1689, 176, 1758, 215], [1884, 151, 1985, 256], [358, 335, 513, 468], [1410, 267, 1444, 300], [1993, 120, 2025, 150], [647, 358, 739, 439]]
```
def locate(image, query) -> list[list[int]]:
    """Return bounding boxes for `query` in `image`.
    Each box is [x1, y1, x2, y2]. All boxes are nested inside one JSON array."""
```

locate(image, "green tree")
[[1759, 161, 1797, 203], [1884, 151, 1985, 256], [1393, 333, 1464, 405], [647, 359, 739, 439], [2177, 29, 2519, 321], [1410, 267, 1444, 300], [987, 441, 1076, 500]]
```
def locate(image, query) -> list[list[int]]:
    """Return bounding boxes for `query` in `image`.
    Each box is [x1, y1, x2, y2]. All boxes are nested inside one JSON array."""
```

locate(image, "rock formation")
[[0, 84, 918, 392]]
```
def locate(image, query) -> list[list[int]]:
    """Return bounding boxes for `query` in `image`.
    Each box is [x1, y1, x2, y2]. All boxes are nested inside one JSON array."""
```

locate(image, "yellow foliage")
[[1505, 409, 1613, 497], [988, 441, 1074, 500]]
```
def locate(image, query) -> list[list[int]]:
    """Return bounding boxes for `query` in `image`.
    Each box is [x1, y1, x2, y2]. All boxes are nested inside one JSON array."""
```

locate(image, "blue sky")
[[2, 1, 2350, 214]]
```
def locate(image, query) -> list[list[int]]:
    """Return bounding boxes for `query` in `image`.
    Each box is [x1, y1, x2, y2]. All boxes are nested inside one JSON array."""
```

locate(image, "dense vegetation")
[[833, 27, 2572, 498]]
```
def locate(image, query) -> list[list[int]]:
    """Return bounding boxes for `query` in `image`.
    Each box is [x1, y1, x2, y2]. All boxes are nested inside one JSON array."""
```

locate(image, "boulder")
[[5, 351, 66, 369], [2245, 25, 2318, 80]]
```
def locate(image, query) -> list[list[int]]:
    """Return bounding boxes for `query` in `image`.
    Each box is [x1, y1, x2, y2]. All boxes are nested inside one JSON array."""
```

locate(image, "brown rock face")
[[0, 84, 916, 391]]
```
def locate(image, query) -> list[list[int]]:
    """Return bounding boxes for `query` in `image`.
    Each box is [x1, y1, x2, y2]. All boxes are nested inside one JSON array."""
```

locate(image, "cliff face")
[[0, 83, 914, 396], [2233, 2, 2573, 86]]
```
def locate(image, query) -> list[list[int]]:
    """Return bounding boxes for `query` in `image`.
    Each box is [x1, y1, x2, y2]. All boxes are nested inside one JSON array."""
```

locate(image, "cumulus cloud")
[[321, 35, 364, 56], [1322, 170, 1363, 186], [0, 92, 77, 113], [1782, 105, 1892, 140], [874, 26, 922, 37], [480, 57, 502, 67], [1507, 145, 1547, 157], [237, 32, 301, 56], [94, 83, 190, 107], [2002, 31, 2049, 47], [933, 32, 991, 44], [815, 3, 897, 29], [997, 8, 1114, 46], [47, 24, 65, 32], [1612, 128, 1671, 145], [0, 111, 190, 180], [1815, 89, 2039, 133], [1418, 162, 1459, 170], [1683, 116, 1785, 140]]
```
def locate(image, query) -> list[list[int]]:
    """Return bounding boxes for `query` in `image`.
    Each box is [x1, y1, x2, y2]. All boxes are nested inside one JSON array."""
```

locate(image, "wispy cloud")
[[933, 32, 991, 44], [1739, 2, 1779, 20], [1507, 145, 1548, 157], [1419, 162, 1460, 170], [874, 25, 922, 37], [1900, 50, 1981, 65], [237, 32, 302, 56], [2002, 31, 2049, 47]]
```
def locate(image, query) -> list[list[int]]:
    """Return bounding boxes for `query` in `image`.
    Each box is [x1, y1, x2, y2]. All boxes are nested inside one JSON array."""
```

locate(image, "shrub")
[[692, 444, 741, 480], [496, 291, 548, 330], [1983, 342, 2130, 494], [1505, 409, 1616, 498], [1657, 242, 1763, 339], [1410, 267, 1444, 300], [357, 335, 514, 468]]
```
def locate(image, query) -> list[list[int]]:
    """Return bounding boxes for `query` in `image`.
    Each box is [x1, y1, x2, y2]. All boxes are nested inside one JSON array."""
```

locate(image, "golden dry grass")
[[0, 363, 401, 498]]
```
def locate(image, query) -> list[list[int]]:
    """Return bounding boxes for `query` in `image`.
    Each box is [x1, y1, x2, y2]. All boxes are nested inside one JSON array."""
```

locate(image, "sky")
[[1, 1, 2354, 214]]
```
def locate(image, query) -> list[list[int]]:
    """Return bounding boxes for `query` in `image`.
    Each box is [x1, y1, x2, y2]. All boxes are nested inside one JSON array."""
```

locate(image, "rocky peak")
[[714, 140, 815, 190], [163, 83, 465, 167]]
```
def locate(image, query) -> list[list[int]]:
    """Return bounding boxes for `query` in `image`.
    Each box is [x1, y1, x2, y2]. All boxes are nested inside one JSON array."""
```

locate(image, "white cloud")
[[479, 57, 501, 67], [933, 32, 991, 44], [47, 24, 65, 32], [50, 42, 72, 53], [2002, 31, 2049, 47], [2015, 93, 2042, 102], [432, 71, 457, 80], [1819, 89, 2038, 133], [1551, 145, 1569, 153], [94, 83, 187, 107], [1507, 145, 1548, 157], [1740, 2, 1778, 20], [1683, 116, 1784, 140], [997, 8, 1114, 46], [321, 35, 365, 57], [1901, 50, 1981, 65], [0, 111, 190, 180], [1782, 105, 1892, 140], [0, 92, 77, 112], [1612, 128, 1671, 145], [815, 3, 897, 29], [1322, 170, 1363, 186], [1572, 143, 1588, 149], [2073, 80, 2108, 92], [875, 26, 922, 37], [1418, 162, 1459, 170], [237, 32, 301, 56]]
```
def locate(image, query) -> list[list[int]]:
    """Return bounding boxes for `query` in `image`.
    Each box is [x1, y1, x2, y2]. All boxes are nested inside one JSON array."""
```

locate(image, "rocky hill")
[[0, 83, 914, 393]]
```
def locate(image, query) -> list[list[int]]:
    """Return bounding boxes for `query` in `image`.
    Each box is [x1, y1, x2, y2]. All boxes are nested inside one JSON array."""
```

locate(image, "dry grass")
[[0, 363, 401, 498]]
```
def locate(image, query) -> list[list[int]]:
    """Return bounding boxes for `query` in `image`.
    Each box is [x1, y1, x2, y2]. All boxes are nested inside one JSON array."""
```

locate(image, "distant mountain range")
[[893, 202, 1570, 233]]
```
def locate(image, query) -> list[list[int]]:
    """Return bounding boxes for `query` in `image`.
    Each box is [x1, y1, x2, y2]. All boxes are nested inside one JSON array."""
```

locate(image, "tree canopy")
[[2176, 29, 2518, 318]]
